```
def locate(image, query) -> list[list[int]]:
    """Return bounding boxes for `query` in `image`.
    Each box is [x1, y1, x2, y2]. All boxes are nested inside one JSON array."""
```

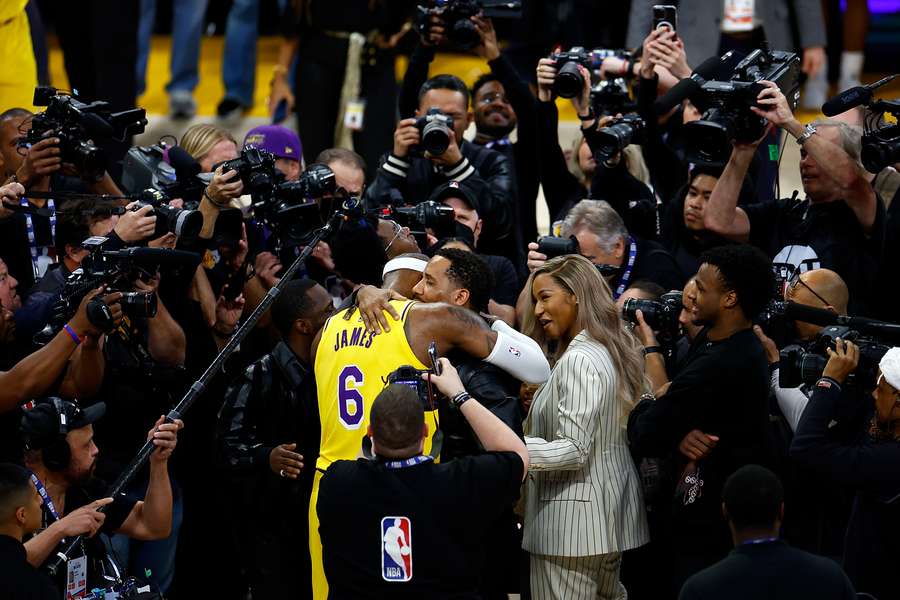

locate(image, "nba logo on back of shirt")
[[381, 516, 412, 582]]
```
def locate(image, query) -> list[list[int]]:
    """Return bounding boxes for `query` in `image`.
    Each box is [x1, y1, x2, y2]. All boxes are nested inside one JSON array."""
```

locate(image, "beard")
[[476, 114, 516, 139]]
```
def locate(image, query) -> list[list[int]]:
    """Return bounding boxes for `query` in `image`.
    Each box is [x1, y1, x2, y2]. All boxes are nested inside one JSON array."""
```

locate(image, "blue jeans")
[[220, 0, 260, 106], [108, 480, 184, 593], [136, 0, 208, 96]]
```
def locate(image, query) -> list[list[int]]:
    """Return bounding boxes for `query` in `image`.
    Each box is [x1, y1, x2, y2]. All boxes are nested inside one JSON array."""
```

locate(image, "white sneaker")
[[169, 91, 197, 120]]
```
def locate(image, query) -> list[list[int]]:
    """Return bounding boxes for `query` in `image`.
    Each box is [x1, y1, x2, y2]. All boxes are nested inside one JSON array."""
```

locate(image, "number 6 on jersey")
[[338, 365, 365, 429]]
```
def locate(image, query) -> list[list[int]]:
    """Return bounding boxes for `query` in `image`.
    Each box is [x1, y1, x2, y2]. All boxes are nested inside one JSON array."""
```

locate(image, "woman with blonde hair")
[[521, 254, 649, 599]]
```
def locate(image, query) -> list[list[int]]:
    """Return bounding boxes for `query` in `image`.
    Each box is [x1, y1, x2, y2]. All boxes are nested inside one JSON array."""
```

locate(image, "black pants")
[[52, 0, 139, 180], [293, 32, 398, 176]]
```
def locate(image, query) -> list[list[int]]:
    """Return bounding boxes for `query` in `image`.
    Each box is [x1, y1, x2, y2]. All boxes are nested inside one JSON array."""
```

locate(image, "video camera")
[[36, 236, 200, 342], [412, 108, 455, 157], [217, 148, 338, 247], [861, 94, 900, 174], [593, 114, 645, 160], [21, 87, 147, 181], [415, 0, 522, 50], [121, 140, 208, 206], [683, 47, 801, 165], [779, 325, 891, 389], [534, 234, 622, 279], [379, 200, 457, 239]]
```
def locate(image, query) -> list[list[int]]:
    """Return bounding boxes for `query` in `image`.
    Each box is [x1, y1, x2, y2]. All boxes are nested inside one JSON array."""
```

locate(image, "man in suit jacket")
[[679, 464, 855, 600], [625, 0, 826, 77]]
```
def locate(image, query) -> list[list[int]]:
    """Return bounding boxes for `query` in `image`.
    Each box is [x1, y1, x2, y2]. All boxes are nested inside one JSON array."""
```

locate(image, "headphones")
[[27, 398, 72, 472]]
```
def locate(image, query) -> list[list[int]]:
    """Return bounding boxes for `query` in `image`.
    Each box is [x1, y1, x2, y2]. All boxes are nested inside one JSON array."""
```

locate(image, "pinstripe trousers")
[[530, 552, 627, 600]]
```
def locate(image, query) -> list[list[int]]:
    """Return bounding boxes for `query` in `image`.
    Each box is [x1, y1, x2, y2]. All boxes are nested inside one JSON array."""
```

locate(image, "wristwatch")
[[795, 124, 817, 146], [450, 391, 471, 409]]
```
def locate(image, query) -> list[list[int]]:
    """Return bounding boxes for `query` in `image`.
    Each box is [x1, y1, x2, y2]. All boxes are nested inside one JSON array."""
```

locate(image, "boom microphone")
[[653, 52, 740, 115], [782, 301, 900, 342], [821, 74, 900, 117]]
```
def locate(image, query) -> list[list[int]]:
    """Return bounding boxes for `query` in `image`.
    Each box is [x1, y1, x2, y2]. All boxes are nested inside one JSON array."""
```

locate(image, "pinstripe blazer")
[[522, 331, 649, 557]]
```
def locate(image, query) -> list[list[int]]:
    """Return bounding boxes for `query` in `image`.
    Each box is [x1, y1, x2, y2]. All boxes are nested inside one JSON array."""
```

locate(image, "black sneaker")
[[216, 98, 245, 122]]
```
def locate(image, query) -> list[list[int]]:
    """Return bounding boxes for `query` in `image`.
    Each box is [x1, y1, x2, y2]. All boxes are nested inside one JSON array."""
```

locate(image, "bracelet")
[[643, 345, 662, 356], [203, 187, 227, 208], [63, 323, 83, 346], [450, 391, 471, 409], [577, 107, 596, 121]]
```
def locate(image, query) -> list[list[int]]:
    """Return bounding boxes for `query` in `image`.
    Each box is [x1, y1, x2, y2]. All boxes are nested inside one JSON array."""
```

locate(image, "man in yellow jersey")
[[310, 296, 550, 598]]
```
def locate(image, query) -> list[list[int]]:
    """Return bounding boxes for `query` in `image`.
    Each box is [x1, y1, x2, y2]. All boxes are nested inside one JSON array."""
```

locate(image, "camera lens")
[[421, 119, 452, 155], [861, 125, 900, 174], [798, 353, 827, 385], [450, 19, 480, 50], [595, 122, 636, 160], [536, 235, 579, 259], [72, 139, 106, 181], [683, 116, 734, 166], [120, 291, 158, 319], [555, 61, 585, 99]]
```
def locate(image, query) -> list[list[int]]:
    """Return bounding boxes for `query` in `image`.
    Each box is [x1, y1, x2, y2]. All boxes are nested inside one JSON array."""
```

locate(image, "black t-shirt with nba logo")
[[317, 451, 523, 599]]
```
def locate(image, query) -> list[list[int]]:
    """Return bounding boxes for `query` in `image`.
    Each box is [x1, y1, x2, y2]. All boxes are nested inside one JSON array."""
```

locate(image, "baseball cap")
[[429, 180, 480, 214], [243, 125, 302, 161], [21, 398, 106, 450]]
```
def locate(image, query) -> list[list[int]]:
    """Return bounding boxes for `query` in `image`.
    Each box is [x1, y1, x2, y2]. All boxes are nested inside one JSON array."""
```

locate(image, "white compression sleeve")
[[484, 320, 551, 384]]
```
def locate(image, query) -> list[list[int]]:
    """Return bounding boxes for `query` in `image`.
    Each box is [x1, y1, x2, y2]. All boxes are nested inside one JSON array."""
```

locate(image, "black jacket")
[[216, 341, 319, 527], [791, 378, 900, 600], [366, 141, 518, 261], [679, 540, 855, 600]]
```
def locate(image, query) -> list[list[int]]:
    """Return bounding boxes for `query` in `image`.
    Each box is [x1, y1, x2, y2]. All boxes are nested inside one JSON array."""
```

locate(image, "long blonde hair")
[[180, 123, 237, 163], [522, 254, 647, 423]]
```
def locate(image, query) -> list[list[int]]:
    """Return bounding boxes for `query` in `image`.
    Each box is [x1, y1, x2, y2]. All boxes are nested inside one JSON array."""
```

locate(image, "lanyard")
[[739, 536, 778, 546], [483, 137, 511, 150], [614, 236, 638, 300], [21, 196, 55, 276], [30, 472, 61, 522], [383, 455, 433, 470]]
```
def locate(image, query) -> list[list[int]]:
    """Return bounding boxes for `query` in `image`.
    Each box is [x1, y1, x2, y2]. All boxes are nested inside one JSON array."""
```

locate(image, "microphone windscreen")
[[821, 86, 869, 117], [783, 302, 840, 327], [127, 247, 202, 269], [654, 77, 702, 115], [167, 146, 202, 176]]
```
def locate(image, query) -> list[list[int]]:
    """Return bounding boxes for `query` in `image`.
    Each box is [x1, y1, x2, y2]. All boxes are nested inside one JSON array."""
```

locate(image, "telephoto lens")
[[555, 61, 586, 99], [119, 291, 158, 319], [593, 115, 644, 160]]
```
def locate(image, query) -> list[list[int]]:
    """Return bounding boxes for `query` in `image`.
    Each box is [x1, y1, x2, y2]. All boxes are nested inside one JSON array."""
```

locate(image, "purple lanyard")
[[383, 455, 432, 470], [614, 236, 638, 300]]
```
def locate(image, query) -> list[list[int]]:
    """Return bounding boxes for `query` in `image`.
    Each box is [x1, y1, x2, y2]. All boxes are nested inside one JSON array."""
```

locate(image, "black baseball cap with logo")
[[21, 398, 106, 450]]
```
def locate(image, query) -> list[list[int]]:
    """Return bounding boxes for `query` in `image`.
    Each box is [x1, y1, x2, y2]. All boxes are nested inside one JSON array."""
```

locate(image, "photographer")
[[534, 59, 657, 240], [791, 343, 900, 600], [627, 244, 774, 593], [703, 90, 883, 316], [400, 13, 540, 247], [317, 360, 527, 598], [366, 74, 519, 265], [180, 123, 243, 240], [243, 124, 303, 182], [217, 278, 335, 597], [526, 200, 684, 297], [21, 398, 181, 593]]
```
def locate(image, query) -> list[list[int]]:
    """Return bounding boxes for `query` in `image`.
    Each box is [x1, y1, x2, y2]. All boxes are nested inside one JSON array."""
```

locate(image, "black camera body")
[[593, 114, 645, 160], [779, 325, 890, 389], [21, 87, 147, 181], [683, 48, 801, 165], [415, 0, 522, 50], [386, 365, 437, 410], [860, 98, 900, 173], [413, 108, 455, 157], [591, 77, 635, 117], [550, 47, 599, 99], [623, 292, 682, 334], [537, 234, 579, 259], [130, 190, 204, 243], [384, 200, 457, 238], [218, 147, 278, 196]]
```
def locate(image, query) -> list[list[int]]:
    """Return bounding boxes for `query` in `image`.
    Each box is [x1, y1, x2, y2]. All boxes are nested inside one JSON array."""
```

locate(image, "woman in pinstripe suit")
[[521, 254, 649, 600]]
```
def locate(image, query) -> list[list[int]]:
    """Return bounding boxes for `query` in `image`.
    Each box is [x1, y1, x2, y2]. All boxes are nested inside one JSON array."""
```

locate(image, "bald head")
[[799, 269, 849, 314]]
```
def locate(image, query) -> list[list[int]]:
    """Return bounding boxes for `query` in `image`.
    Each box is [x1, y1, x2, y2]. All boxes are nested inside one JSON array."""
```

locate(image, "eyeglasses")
[[787, 271, 832, 308], [477, 91, 509, 106], [384, 221, 409, 252]]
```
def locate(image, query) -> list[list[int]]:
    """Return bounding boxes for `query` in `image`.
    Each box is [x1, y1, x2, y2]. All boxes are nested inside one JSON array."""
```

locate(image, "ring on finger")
[[279, 469, 286, 477]]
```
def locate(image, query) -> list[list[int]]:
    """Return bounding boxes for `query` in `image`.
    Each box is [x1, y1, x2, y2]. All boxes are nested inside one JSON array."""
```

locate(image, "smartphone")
[[428, 341, 442, 375], [272, 99, 289, 124], [652, 5, 678, 38]]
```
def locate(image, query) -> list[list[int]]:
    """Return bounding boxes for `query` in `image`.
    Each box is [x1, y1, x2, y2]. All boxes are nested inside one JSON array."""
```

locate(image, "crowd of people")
[[0, 0, 898, 599]]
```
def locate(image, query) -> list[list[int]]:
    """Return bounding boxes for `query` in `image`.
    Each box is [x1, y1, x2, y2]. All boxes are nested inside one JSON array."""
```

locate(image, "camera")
[[413, 108, 455, 156], [21, 87, 147, 181], [383, 200, 457, 238], [860, 98, 900, 173], [415, 0, 522, 50], [591, 77, 635, 117], [593, 114, 645, 160], [779, 325, 890, 389], [550, 47, 599, 99], [536, 234, 579, 259], [683, 47, 801, 165], [623, 292, 682, 333], [121, 141, 207, 207], [218, 147, 277, 196], [130, 190, 204, 243], [386, 365, 438, 410]]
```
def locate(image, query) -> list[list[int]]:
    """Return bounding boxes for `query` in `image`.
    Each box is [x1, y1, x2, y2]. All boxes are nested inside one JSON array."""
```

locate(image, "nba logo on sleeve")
[[381, 516, 412, 582]]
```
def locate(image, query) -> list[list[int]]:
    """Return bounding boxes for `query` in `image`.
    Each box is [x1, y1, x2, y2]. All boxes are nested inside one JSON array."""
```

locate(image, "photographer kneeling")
[[21, 398, 182, 593], [317, 359, 527, 598], [791, 342, 900, 600]]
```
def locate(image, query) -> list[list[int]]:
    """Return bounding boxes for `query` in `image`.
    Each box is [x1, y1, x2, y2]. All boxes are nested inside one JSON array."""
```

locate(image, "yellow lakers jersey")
[[314, 300, 438, 470]]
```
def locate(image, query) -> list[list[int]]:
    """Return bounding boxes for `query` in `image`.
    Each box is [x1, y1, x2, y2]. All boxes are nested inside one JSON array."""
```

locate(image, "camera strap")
[[21, 196, 55, 278], [614, 236, 638, 300]]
